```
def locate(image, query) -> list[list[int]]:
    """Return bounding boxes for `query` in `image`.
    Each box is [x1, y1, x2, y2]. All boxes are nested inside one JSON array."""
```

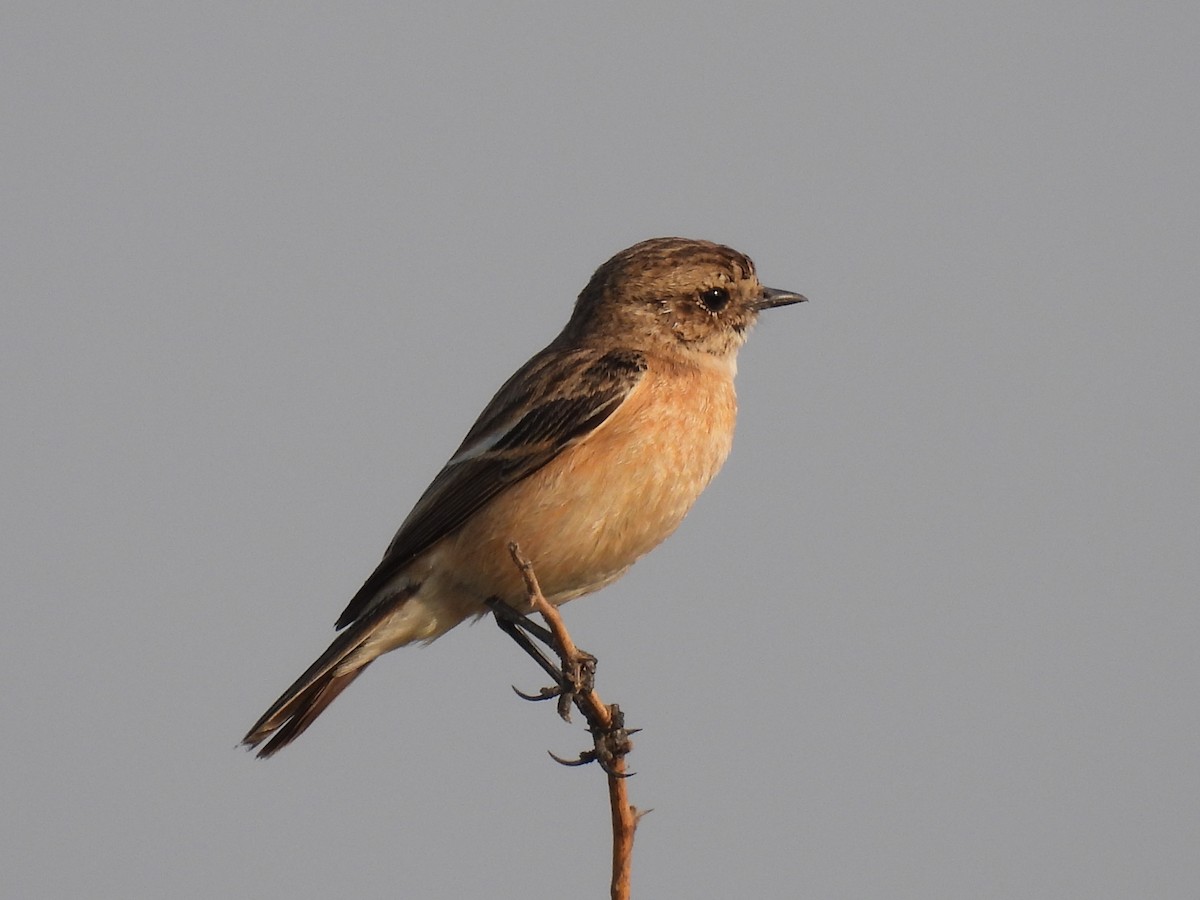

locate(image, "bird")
[[243, 237, 806, 756]]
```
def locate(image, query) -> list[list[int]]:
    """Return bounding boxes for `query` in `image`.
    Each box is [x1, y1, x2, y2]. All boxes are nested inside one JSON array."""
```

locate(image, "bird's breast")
[[445, 357, 737, 606]]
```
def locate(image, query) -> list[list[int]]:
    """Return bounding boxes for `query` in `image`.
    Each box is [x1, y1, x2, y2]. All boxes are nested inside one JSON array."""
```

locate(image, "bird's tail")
[[242, 598, 406, 758]]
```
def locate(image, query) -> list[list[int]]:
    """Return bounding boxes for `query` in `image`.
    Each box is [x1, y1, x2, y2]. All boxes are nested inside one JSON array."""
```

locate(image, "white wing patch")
[[447, 422, 512, 466]]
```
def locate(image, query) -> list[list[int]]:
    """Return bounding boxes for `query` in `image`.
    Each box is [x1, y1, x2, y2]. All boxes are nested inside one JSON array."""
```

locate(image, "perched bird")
[[243, 237, 806, 756]]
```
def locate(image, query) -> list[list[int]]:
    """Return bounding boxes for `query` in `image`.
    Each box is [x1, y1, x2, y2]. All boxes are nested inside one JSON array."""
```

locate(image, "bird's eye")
[[699, 287, 730, 312]]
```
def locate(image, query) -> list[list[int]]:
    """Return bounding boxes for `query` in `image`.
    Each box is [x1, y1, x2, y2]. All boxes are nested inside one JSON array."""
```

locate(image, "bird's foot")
[[550, 703, 638, 777], [487, 596, 595, 722]]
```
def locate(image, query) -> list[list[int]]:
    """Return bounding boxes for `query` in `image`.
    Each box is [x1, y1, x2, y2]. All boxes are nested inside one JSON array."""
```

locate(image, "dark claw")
[[593, 739, 635, 778], [549, 749, 595, 767], [601, 761, 635, 778], [511, 684, 562, 702], [547, 746, 634, 776]]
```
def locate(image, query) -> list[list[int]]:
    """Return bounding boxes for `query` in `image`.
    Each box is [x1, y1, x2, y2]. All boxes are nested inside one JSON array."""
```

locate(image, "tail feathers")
[[243, 613, 385, 757], [246, 668, 370, 758]]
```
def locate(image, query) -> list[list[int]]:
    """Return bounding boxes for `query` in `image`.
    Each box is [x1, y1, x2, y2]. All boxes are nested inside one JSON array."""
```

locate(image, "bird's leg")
[[491, 606, 563, 696], [487, 596, 596, 720], [487, 596, 555, 645]]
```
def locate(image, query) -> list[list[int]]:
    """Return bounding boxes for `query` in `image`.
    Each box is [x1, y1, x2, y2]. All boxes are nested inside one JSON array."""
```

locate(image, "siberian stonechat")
[[244, 237, 805, 755]]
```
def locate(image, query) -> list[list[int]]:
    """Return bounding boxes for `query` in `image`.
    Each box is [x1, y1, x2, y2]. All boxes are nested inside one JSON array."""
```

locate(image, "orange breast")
[[444, 356, 738, 605]]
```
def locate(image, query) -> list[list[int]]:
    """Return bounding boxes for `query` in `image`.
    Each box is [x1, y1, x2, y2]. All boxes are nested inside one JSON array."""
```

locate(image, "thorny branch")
[[503, 543, 645, 900]]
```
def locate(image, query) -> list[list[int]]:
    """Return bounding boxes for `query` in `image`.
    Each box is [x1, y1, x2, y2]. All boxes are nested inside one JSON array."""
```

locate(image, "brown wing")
[[334, 347, 647, 629]]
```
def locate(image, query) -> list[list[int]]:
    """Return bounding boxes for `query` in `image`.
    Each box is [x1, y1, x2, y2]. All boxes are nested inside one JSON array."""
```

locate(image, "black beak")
[[756, 287, 808, 310]]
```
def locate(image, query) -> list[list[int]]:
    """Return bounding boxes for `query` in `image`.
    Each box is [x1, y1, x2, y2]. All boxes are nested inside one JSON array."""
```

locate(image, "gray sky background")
[[4, 3, 1198, 898]]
